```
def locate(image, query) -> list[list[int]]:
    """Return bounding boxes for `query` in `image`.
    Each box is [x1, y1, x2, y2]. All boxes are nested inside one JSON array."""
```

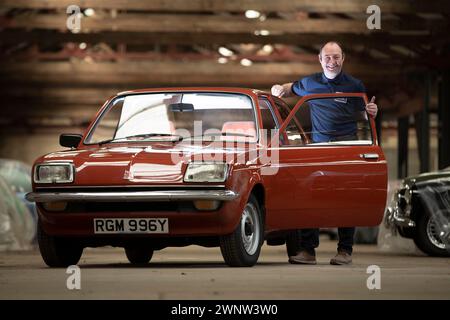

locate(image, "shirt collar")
[[322, 71, 344, 84]]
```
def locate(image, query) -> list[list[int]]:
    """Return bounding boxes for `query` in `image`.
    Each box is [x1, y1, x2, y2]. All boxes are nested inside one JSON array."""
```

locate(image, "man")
[[271, 41, 378, 265]]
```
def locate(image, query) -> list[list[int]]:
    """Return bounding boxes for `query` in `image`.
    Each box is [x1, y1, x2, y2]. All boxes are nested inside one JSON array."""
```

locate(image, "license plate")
[[94, 218, 169, 234]]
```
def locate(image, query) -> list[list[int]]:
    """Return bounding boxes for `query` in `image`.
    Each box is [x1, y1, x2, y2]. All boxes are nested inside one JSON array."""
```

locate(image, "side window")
[[281, 96, 372, 146], [274, 100, 290, 123], [274, 100, 309, 146], [258, 98, 279, 144]]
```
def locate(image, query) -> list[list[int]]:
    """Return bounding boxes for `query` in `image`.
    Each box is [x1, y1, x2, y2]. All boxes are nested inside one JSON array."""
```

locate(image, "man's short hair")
[[319, 41, 345, 57]]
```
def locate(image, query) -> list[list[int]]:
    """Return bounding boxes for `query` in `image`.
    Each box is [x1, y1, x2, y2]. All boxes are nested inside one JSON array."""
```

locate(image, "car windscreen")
[[85, 92, 257, 144]]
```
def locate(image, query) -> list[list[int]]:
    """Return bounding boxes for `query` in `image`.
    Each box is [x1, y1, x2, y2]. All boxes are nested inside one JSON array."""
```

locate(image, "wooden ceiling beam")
[[0, 61, 417, 90], [1, 103, 100, 119], [2, 30, 444, 47], [2, 13, 445, 34], [0, 87, 115, 105], [2, 0, 450, 14], [0, 44, 324, 63], [0, 61, 406, 88]]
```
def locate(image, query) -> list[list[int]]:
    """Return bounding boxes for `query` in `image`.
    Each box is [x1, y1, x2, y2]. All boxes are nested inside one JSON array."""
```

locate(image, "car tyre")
[[38, 220, 83, 267], [220, 194, 263, 267], [414, 212, 450, 257], [125, 246, 154, 264]]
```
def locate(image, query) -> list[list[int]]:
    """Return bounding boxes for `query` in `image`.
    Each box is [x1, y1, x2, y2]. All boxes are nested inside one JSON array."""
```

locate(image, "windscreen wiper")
[[184, 132, 254, 140], [116, 133, 183, 141], [97, 133, 183, 145]]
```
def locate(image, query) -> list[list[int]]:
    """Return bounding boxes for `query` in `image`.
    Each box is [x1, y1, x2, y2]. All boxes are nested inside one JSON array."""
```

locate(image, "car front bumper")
[[385, 206, 416, 228], [27, 188, 245, 237], [25, 189, 238, 202]]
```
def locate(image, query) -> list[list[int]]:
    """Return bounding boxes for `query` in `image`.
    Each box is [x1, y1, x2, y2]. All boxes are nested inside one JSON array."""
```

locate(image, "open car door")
[[265, 93, 388, 230]]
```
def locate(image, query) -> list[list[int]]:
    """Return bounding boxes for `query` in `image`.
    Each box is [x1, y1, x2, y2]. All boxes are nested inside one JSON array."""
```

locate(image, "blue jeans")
[[297, 227, 355, 255]]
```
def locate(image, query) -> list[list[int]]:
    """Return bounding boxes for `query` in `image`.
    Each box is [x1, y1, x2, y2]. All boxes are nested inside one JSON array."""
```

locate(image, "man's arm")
[[271, 82, 296, 98]]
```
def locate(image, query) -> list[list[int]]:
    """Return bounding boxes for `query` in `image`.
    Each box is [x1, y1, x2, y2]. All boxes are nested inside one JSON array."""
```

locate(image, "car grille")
[[64, 202, 194, 213], [39, 201, 196, 213]]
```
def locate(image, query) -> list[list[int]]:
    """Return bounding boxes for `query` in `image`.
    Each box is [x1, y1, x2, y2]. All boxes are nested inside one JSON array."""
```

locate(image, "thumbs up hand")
[[366, 96, 378, 117]]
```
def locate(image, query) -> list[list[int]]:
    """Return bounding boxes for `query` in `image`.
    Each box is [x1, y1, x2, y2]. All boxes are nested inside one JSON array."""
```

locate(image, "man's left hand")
[[366, 96, 378, 118]]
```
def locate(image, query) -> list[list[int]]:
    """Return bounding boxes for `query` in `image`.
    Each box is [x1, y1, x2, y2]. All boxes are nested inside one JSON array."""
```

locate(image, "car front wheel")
[[414, 212, 450, 257], [38, 221, 83, 267], [220, 194, 263, 267]]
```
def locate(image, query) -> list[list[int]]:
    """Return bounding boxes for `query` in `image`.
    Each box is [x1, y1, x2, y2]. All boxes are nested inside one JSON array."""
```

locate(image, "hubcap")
[[426, 216, 450, 250], [240, 203, 260, 255]]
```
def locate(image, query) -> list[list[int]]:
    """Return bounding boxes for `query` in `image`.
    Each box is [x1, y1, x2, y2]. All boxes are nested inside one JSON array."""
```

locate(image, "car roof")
[[116, 87, 268, 97]]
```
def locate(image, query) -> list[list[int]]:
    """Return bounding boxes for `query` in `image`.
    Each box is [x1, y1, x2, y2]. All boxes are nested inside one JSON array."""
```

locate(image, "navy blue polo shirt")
[[291, 72, 366, 142]]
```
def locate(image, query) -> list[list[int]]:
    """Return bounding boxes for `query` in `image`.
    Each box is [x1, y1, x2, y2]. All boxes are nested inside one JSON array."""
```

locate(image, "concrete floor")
[[0, 238, 449, 300]]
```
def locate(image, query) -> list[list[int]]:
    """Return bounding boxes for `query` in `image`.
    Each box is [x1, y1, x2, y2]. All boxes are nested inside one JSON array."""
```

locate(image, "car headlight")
[[184, 162, 228, 183], [34, 163, 74, 183]]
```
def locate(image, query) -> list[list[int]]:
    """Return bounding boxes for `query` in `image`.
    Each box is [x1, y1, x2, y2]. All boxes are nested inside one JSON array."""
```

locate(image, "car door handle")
[[360, 153, 379, 160]]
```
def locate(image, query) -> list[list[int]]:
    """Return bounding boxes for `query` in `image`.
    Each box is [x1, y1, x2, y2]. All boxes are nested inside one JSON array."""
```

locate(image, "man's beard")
[[324, 64, 341, 78], [326, 64, 340, 73]]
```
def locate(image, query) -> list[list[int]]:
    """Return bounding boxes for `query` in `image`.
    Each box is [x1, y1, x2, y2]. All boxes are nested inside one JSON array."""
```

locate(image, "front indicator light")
[[193, 200, 221, 211], [42, 201, 68, 212]]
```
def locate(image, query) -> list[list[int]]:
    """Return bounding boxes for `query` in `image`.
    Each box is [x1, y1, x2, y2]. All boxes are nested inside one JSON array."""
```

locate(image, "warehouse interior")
[[0, 0, 450, 302]]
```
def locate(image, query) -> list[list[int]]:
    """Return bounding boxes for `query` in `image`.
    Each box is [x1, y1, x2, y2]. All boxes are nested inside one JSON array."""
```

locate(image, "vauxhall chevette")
[[26, 88, 387, 267]]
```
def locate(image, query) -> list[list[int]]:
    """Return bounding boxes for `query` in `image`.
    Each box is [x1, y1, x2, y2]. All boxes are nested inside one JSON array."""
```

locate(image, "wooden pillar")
[[414, 73, 430, 173], [438, 70, 450, 170], [398, 116, 409, 179]]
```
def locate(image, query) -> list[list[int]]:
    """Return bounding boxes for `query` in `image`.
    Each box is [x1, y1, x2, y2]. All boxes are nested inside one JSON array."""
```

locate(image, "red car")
[[26, 88, 387, 267]]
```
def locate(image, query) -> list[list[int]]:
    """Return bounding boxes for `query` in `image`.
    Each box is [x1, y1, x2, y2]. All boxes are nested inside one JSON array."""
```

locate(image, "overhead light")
[[218, 46, 234, 57], [79, 42, 87, 50], [240, 58, 253, 67], [217, 57, 228, 64], [245, 10, 261, 19], [262, 45, 273, 54], [254, 30, 270, 36], [84, 8, 95, 17]]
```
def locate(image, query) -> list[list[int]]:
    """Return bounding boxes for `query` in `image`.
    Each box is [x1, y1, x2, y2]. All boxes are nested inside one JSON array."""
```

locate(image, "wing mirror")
[[60, 134, 82, 148]]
